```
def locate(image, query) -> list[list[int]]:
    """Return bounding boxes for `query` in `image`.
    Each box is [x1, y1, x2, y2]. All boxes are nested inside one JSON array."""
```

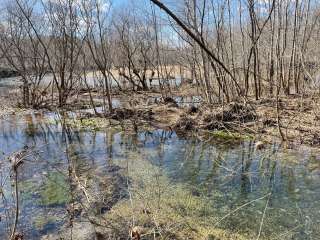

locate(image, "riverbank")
[[2, 86, 319, 147], [64, 90, 320, 148]]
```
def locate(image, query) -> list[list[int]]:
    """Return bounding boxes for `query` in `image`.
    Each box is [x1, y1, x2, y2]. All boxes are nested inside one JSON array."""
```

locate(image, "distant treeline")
[[0, 68, 19, 79]]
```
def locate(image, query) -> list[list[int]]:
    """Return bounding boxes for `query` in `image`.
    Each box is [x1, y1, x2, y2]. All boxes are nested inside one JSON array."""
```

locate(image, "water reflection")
[[0, 112, 319, 239]]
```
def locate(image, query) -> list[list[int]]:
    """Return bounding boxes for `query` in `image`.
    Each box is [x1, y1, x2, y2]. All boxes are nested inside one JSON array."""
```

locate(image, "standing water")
[[0, 110, 319, 239]]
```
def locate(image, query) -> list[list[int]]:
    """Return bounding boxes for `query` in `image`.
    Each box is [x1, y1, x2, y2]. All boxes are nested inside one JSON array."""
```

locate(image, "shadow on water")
[[0, 111, 319, 239]]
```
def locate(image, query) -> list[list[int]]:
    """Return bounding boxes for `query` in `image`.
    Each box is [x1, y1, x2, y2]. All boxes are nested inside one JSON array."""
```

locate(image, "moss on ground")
[[47, 116, 110, 131], [209, 130, 253, 141]]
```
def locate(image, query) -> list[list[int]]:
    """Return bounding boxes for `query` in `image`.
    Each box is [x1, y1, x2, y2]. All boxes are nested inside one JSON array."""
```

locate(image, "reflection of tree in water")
[[240, 141, 254, 196], [1, 112, 320, 238]]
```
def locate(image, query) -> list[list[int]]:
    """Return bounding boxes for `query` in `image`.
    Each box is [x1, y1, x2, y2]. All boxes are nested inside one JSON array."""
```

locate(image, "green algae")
[[39, 172, 71, 206], [33, 215, 60, 230], [19, 179, 40, 202]]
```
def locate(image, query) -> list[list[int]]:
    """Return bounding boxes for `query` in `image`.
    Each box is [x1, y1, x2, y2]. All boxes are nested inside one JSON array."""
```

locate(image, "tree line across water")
[[0, 0, 319, 110]]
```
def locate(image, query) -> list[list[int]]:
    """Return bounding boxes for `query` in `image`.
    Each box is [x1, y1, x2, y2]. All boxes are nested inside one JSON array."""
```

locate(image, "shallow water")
[[0, 74, 183, 90], [0, 111, 320, 239]]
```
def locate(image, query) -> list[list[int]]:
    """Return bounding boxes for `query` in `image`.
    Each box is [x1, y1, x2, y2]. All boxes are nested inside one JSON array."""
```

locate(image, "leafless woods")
[[0, 0, 319, 109]]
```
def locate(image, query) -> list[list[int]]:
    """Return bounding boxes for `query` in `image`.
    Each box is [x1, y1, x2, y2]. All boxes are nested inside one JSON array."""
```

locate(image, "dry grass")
[[145, 95, 320, 147], [252, 96, 320, 145]]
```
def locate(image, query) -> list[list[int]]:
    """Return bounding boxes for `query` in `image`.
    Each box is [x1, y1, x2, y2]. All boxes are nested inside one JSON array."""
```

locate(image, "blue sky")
[[0, 0, 278, 30]]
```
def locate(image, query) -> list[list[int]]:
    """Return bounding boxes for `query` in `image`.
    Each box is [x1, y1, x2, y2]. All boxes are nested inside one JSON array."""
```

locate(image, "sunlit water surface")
[[0, 111, 319, 239]]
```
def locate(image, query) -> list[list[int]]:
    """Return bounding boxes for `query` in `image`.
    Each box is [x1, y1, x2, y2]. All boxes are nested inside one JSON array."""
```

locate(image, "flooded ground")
[[0, 110, 319, 239], [0, 73, 183, 90]]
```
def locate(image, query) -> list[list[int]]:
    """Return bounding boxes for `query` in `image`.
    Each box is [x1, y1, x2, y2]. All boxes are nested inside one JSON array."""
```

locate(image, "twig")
[[9, 149, 28, 240], [214, 193, 271, 227], [256, 193, 271, 240], [10, 169, 19, 240]]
